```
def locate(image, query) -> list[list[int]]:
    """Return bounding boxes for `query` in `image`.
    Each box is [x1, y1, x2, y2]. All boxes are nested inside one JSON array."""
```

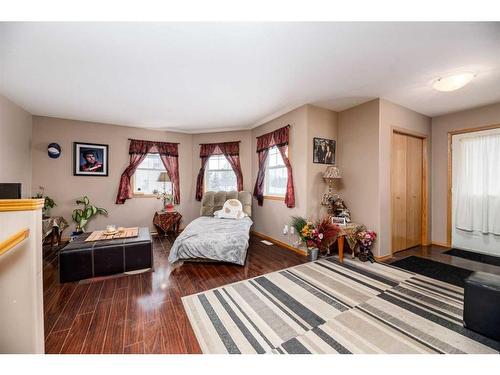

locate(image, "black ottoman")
[[59, 227, 153, 283], [463, 271, 500, 341]]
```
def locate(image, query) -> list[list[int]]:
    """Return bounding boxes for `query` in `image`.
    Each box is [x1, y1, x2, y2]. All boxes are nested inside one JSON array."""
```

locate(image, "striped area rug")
[[182, 257, 500, 354]]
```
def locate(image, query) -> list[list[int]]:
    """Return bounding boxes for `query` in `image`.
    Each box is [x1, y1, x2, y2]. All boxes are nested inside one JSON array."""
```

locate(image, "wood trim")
[[0, 199, 45, 212], [446, 123, 500, 248], [448, 123, 500, 136], [390, 128, 429, 254], [375, 254, 393, 262], [447, 132, 453, 247], [0, 228, 30, 256], [421, 137, 429, 246], [251, 231, 307, 256], [263, 195, 285, 201], [392, 127, 428, 139], [431, 241, 450, 248]]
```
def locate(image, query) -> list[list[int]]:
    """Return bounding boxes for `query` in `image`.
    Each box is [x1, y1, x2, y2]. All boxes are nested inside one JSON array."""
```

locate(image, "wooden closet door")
[[405, 135, 422, 248], [391, 133, 407, 253]]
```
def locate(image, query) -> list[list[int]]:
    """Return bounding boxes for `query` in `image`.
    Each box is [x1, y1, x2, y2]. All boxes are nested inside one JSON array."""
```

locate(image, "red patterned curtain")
[[253, 125, 295, 207], [277, 144, 295, 208], [159, 154, 180, 204], [115, 153, 148, 204], [253, 148, 269, 206], [116, 139, 180, 205], [195, 141, 243, 201]]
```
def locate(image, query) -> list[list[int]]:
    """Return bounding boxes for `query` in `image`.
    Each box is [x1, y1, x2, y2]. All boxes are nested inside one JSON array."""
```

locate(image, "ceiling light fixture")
[[432, 72, 475, 92]]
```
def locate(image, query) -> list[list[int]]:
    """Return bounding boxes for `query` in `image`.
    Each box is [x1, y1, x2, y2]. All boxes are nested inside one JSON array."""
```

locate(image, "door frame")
[[391, 127, 429, 255], [446, 123, 500, 247]]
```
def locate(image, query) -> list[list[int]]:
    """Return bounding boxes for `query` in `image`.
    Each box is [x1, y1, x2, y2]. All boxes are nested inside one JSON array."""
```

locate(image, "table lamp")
[[156, 172, 174, 211], [323, 166, 341, 194], [321, 166, 341, 207], [157, 172, 170, 192]]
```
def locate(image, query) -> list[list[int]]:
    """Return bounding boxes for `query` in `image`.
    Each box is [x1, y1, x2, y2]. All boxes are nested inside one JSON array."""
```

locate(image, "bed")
[[168, 191, 253, 265]]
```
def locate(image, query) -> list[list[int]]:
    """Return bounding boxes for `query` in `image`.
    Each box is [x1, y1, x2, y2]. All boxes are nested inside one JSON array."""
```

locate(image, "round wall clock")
[[47, 143, 61, 159]]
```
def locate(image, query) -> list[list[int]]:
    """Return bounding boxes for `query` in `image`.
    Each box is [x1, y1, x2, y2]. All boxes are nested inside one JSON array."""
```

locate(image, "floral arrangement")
[[357, 230, 377, 250], [290, 216, 340, 252], [357, 230, 377, 262]]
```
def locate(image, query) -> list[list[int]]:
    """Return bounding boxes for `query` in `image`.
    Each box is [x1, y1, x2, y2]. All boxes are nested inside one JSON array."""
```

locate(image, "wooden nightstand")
[[153, 211, 182, 238]]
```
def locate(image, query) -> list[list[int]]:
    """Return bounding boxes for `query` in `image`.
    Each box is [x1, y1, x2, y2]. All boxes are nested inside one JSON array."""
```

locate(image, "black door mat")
[[443, 248, 500, 267], [390, 256, 473, 288]]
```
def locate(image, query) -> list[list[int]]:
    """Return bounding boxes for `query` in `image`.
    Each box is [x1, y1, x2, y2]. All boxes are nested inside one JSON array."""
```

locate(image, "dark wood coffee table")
[[59, 227, 152, 283]]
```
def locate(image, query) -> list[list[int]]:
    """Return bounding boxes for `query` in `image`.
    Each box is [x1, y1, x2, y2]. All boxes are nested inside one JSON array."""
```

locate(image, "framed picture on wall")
[[73, 142, 109, 176], [313, 137, 336, 164]]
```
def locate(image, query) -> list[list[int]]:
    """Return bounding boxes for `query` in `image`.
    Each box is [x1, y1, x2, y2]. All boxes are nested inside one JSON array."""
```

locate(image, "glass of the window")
[[204, 154, 237, 192], [265, 146, 287, 197], [133, 154, 172, 195]]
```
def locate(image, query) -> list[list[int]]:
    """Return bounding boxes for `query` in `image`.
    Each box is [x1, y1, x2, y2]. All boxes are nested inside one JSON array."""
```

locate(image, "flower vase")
[[308, 247, 319, 261], [358, 245, 374, 263]]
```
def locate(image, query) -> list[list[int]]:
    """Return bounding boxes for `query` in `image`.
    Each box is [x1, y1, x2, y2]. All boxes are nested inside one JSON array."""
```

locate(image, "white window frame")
[[132, 153, 172, 197], [204, 154, 237, 193], [264, 145, 288, 200]]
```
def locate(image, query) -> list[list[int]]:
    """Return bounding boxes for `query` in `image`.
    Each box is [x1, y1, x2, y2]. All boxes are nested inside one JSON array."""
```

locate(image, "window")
[[133, 154, 172, 195], [265, 146, 287, 197], [204, 154, 237, 192]]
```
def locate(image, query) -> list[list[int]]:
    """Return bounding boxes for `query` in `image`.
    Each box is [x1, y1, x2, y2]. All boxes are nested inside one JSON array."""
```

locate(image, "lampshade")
[[323, 166, 341, 180], [157, 172, 170, 182]]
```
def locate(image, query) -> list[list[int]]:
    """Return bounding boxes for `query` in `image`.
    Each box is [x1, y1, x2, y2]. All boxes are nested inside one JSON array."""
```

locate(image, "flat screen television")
[[0, 183, 22, 199]]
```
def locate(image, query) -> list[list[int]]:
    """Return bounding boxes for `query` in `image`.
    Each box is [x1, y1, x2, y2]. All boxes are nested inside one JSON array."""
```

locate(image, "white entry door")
[[452, 128, 500, 256]]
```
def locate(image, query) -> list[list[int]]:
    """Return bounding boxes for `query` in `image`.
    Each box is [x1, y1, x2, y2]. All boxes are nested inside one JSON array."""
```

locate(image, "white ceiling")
[[1, 22, 499, 133]]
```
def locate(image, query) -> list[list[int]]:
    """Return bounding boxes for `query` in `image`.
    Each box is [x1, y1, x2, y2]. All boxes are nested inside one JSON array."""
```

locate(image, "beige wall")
[[191, 129, 253, 215], [337, 100, 381, 255], [306, 105, 338, 221], [431, 101, 500, 245], [36, 96, 498, 257], [32, 116, 194, 233], [31, 116, 257, 235], [379, 99, 431, 256], [0, 95, 32, 198]]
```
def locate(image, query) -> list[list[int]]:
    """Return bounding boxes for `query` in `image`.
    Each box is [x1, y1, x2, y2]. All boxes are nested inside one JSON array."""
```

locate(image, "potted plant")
[[290, 216, 340, 260], [71, 196, 108, 233], [32, 186, 57, 218], [357, 230, 377, 262]]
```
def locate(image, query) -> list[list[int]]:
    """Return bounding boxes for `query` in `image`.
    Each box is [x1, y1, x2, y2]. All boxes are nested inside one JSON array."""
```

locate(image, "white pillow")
[[214, 199, 247, 219]]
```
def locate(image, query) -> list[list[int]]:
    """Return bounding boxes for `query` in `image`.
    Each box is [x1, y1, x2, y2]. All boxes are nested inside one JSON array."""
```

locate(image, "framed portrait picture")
[[313, 137, 336, 164], [73, 142, 109, 176]]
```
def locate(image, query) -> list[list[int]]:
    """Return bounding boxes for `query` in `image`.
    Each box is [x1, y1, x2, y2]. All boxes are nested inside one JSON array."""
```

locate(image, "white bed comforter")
[[168, 216, 253, 265]]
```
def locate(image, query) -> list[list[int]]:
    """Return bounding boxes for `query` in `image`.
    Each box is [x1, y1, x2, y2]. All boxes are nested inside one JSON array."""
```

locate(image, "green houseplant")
[[290, 216, 340, 260], [32, 186, 57, 218], [71, 196, 108, 233]]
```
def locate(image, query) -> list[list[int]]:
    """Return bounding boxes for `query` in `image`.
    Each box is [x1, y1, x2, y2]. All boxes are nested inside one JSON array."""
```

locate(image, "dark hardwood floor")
[[387, 244, 500, 276], [42, 234, 308, 354], [43, 236, 500, 354]]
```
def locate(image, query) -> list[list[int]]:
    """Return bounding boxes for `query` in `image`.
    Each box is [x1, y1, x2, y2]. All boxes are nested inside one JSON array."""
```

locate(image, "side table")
[[153, 211, 182, 238], [42, 216, 68, 249], [331, 222, 366, 263]]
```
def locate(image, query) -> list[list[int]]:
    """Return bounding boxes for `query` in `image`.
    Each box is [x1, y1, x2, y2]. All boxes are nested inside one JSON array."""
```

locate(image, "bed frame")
[[178, 190, 252, 265], [200, 191, 252, 217]]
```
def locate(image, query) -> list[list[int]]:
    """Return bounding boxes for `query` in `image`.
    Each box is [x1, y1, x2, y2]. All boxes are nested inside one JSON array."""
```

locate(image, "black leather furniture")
[[463, 271, 500, 341], [59, 227, 153, 283]]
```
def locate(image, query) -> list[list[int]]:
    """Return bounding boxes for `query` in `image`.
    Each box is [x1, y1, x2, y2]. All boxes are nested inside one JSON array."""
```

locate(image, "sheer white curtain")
[[455, 133, 500, 234]]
